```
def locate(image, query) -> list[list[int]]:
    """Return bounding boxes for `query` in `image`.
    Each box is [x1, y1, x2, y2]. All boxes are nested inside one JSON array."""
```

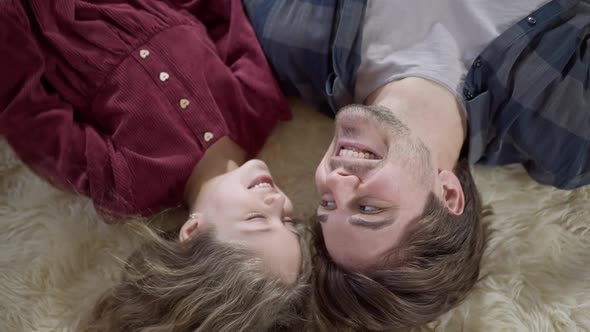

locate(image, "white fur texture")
[[1, 100, 589, 331]]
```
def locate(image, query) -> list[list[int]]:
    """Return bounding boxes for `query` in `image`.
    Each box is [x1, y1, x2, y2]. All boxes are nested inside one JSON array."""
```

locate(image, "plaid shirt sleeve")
[[464, 0, 590, 189]]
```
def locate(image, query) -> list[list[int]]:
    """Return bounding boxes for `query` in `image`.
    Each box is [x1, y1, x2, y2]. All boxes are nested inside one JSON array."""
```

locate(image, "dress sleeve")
[[0, 4, 136, 218], [171, 0, 266, 65], [170, 0, 292, 156]]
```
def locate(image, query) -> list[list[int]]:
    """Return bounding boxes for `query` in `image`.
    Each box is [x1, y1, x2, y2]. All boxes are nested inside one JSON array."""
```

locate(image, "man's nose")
[[326, 168, 361, 190]]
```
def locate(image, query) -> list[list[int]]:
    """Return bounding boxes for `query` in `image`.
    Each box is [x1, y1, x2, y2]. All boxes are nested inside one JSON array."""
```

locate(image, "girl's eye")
[[319, 200, 336, 209], [283, 218, 300, 233], [360, 205, 382, 214], [246, 213, 266, 221]]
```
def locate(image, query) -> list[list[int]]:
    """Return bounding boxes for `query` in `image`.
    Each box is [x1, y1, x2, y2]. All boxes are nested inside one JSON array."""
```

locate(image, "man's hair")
[[311, 159, 486, 330], [81, 222, 311, 332]]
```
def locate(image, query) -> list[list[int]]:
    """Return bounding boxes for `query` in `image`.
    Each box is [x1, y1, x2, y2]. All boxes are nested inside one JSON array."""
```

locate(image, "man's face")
[[315, 105, 435, 270]]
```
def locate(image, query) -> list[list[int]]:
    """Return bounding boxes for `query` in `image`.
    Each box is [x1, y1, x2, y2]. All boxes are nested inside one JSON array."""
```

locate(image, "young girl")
[[82, 159, 312, 330], [1, 0, 310, 330]]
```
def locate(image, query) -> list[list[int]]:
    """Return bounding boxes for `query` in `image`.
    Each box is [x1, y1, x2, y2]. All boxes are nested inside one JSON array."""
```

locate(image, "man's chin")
[[335, 105, 376, 127]]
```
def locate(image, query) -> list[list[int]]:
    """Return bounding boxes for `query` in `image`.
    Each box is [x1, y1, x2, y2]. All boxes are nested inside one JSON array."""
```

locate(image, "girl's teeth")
[[252, 182, 272, 189]]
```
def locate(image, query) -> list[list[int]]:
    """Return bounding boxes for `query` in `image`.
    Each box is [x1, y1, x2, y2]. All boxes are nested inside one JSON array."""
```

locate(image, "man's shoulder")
[[464, 0, 590, 189]]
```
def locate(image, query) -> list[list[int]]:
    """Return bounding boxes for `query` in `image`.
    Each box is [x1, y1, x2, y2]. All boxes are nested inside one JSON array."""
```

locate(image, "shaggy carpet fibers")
[[1, 100, 589, 331]]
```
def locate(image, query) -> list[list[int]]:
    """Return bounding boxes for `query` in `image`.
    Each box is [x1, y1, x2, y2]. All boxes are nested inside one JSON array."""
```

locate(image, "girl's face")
[[180, 159, 302, 284]]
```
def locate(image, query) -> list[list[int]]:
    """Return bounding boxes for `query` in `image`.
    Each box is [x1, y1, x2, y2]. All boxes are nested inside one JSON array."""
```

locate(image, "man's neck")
[[183, 137, 246, 209], [365, 77, 467, 170]]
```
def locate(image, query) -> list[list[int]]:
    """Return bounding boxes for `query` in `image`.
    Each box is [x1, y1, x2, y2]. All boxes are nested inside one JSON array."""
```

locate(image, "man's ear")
[[179, 212, 204, 242], [438, 170, 465, 216]]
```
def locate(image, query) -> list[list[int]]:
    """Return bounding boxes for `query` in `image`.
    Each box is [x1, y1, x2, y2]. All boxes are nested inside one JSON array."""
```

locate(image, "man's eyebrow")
[[348, 216, 394, 230], [316, 214, 328, 223]]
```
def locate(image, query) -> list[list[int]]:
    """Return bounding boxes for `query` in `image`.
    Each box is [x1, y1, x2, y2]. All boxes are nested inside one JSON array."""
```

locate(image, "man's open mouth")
[[337, 144, 382, 160]]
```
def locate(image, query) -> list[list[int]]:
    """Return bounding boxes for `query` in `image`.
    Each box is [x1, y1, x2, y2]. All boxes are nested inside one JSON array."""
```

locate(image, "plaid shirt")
[[244, 0, 590, 189]]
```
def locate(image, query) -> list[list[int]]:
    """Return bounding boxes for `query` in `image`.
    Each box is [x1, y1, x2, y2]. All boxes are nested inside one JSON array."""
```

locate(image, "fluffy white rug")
[[1, 100, 589, 331]]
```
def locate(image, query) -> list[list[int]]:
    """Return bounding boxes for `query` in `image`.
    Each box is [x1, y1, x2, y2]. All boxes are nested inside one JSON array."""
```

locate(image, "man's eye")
[[319, 200, 336, 209], [360, 205, 381, 214]]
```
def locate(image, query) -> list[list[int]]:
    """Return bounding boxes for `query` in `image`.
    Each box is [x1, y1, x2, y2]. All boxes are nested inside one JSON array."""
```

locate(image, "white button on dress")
[[159, 72, 170, 82], [139, 49, 150, 59], [204, 132, 214, 142], [179, 98, 190, 109]]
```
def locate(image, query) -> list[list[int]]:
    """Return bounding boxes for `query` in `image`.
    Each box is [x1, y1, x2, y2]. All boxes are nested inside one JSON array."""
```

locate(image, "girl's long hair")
[[81, 222, 311, 332]]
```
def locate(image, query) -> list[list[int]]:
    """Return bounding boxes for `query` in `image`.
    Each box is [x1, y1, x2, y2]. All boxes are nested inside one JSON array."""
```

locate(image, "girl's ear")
[[179, 212, 204, 242]]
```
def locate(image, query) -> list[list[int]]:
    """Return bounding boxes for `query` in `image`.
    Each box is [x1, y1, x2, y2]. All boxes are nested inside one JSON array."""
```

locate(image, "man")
[[244, 0, 590, 329]]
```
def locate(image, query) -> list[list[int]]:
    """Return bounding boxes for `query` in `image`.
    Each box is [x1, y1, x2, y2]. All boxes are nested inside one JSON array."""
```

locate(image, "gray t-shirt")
[[356, 0, 549, 103]]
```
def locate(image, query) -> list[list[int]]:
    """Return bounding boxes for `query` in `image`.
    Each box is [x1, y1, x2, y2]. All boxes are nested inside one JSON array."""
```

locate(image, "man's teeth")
[[251, 182, 272, 189], [339, 147, 376, 159]]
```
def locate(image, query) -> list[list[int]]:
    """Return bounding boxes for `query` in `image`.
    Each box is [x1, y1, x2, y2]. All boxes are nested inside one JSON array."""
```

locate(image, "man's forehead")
[[321, 217, 404, 270]]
